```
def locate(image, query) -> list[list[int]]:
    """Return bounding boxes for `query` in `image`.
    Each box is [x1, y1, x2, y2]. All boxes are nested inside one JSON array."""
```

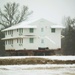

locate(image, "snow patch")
[[0, 56, 75, 60]]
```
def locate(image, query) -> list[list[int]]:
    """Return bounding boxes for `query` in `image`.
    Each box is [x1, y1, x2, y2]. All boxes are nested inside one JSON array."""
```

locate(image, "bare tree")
[[0, 2, 32, 56], [0, 2, 33, 28]]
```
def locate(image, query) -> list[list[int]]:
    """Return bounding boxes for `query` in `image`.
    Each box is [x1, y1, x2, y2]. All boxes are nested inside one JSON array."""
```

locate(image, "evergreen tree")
[[62, 17, 75, 55]]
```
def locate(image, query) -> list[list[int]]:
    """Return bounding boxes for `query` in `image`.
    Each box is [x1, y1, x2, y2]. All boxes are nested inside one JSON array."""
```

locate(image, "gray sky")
[[0, 0, 75, 24]]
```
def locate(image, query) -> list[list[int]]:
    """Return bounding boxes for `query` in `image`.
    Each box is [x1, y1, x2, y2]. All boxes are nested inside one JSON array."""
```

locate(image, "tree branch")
[[0, 2, 32, 28]]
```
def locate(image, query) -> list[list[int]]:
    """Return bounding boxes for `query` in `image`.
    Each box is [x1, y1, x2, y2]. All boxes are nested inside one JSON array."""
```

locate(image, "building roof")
[[51, 25, 65, 28], [2, 18, 65, 32], [2, 24, 37, 32]]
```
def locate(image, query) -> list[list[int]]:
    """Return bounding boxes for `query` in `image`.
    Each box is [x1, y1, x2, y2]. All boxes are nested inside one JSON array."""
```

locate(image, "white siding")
[[4, 18, 63, 50], [23, 38, 39, 50]]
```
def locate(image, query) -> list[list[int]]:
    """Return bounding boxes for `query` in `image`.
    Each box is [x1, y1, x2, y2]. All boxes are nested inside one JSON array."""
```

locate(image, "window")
[[29, 28, 34, 33], [8, 40, 9, 44], [8, 40, 13, 44], [20, 39, 23, 43], [8, 40, 10, 44], [41, 39, 44, 43], [17, 29, 18, 32], [17, 39, 18, 43], [17, 39, 23, 46], [41, 28, 44, 32], [17, 39, 23, 43], [11, 40, 13, 44], [10, 30, 13, 36], [7, 30, 13, 35], [11, 30, 13, 35], [29, 38, 34, 43], [5, 31, 7, 35], [18, 28, 23, 35], [19, 28, 23, 33], [19, 39, 23, 46], [5, 40, 7, 45], [51, 28, 55, 33]]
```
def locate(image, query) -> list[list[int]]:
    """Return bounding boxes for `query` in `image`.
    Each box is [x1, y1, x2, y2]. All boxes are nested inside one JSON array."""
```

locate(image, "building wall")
[[4, 19, 62, 50], [35, 19, 62, 49], [4, 28, 37, 38]]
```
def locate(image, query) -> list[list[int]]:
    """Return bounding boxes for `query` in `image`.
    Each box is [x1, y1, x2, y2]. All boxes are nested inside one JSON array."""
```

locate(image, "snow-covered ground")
[[0, 56, 75, 60], [0, 56, 75, 75], [0, 64, 75, 75]]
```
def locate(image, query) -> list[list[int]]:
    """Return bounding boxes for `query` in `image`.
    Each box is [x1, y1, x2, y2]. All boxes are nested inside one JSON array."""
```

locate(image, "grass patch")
[[64, 72, 75, 75], [0, 58, 75, 65]]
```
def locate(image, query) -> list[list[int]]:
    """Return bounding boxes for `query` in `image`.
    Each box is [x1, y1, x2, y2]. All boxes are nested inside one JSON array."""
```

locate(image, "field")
[[0, 64, 75, 75], [0, 56, 75, 75], [0, 56, 75, 65]]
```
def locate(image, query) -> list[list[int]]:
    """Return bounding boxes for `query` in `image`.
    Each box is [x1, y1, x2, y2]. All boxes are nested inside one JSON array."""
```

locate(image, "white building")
[[2, 18, 64, 55]]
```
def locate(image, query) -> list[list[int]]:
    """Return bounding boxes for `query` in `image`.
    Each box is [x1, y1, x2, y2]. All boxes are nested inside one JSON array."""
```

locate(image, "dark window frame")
[[51, 28, 55, 33], [29, 38, 34, 43], [41, 28, 44, 32], [29, 28, 34, 33]]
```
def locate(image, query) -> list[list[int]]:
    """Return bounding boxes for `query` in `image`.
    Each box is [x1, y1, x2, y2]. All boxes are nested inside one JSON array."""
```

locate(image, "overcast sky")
[[0, 0, 75, 24]]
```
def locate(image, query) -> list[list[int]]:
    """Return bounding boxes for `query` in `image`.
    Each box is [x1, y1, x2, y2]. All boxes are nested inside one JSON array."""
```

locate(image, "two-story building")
[[2, 18, 64, 56]]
